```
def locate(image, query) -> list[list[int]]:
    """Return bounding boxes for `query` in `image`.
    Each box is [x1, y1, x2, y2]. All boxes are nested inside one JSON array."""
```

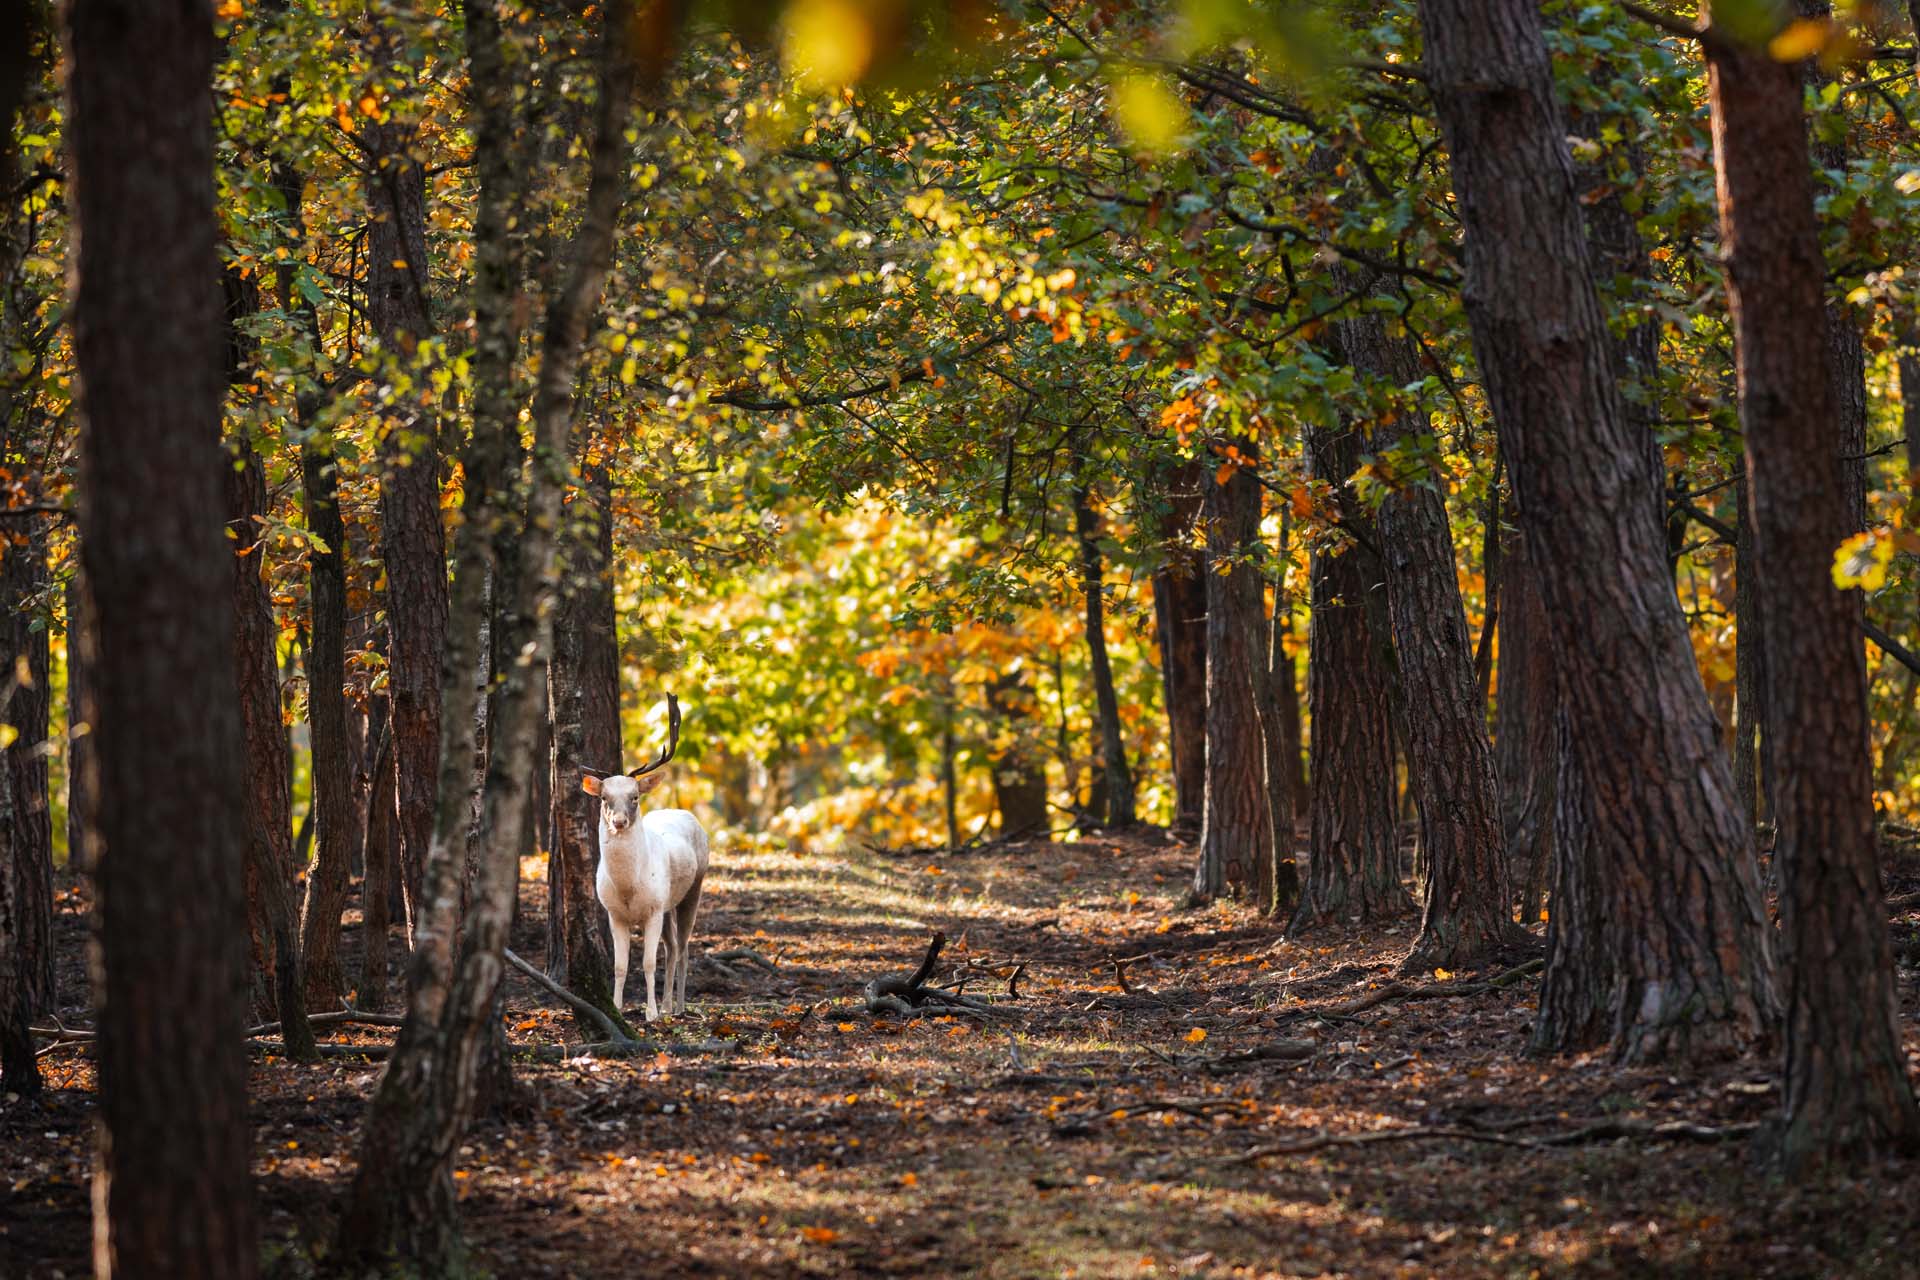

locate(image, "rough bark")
[[1071, 442, 1134, 828], [64, 0, 256, 1268], [1151, 461, 1207, 839], [1732, 476, 1770, 830], [1704, 5, 1920, 1167], [223, 445, 317, 1060], [359, 720, 395, 1011], [1417, 0, 1778, 1061], [1293, 422, 1405, 929], [985, 668, 1049, 840], [337, 2, 641, 1262], [367, 27, 450, 942], [63, 574, 91, 876], [1338, 306, 1516, 971], [0, 708, 33, 1096], [548, 455, 623, 1032], [1193, 440, 1277, 909], [1, 519, 52, 1018], [1495, 531, 1554, 928]]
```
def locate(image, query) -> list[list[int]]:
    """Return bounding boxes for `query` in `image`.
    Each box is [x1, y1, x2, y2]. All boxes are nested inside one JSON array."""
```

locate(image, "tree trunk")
[[1417, 0, 1778, 1061], [1151, 466, 1208, 839], [1270, 513, 1310, 825], [1704, 4, 1920, 1168], [1732, 476, 1769, 831], [1495, 532, 1554, 928], [548, 455, 624, 1033], [359, 720, 395, 1011], [366, 34, 450, 944], [65, 0, 256, 1267], [337, 3, 641, 1261], [1192, 439, 1276, 909], [1293, 422, 1405, 929], [985, 668, 1049, 840], [223, 444, 317, 1059], [0, 709, 34, 1096], [1339, 306, 1516, 971], [1071, 444, 1134, 828], [64, 574, 93, 876], [1, 518, 52, 1018]]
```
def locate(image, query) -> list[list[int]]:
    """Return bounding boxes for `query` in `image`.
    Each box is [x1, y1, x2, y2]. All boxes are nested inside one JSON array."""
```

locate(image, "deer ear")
[[580, 773, 603, 796], [630, 770, 668, 795]]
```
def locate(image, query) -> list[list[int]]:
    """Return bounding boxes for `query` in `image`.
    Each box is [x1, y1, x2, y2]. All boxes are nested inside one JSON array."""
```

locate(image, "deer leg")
[[609, 914, 630, 1011], [673, 879, 703, 1014], [641, 911, 665, 1022]]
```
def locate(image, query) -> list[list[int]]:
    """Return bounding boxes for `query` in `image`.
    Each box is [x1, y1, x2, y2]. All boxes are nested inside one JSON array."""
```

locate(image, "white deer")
[[581, 694, 709, 1021]]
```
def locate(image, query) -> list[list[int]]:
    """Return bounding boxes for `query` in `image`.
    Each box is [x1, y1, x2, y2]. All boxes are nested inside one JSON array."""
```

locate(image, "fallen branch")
[[503, 946, 638, 1045], [707, 947, 780, 975], [247, 1009, 404, 1037], [1276, 958, 1544, 1025], [518, 1037, 739, 1062], [245, 1040, 390, 1059], [1230, 1116, 1757, 1163]]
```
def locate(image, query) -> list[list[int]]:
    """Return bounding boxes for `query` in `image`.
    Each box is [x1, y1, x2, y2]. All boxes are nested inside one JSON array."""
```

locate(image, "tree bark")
[[1293, 423, 1405, 929], [0, 703, 33, 1096], [1270, 514, 1310, 825], [1192, 440, 1277, 909], [65, 0, 255, 1268], [1071, 441, 1133, 828], [1417, 0, 1778, 1061], [1151, 461, 1207, 839], [985, 668, 1049, 840], [359, 720, 395, 1011], [1337, 305, 1516, 971], [1495, 531, 1555, 928], [1, 518, 52, 1019], [1704, 4, 1920, 1168], [223, 444, 317, 1059], [1732, 475, 1770, 830], [548, 454, 623, 1033], [366, 26, 450, 944], [337, 2, 641, 1261], [63, 574, 92, 876]]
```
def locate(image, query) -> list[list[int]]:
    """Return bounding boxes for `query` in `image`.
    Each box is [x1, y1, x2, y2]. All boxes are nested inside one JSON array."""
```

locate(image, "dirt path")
[[7, 831, 1920, 1277]]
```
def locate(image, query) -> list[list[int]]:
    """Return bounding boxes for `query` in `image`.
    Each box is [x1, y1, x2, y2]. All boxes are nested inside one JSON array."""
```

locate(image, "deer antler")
[[628, 693, 681, 778]]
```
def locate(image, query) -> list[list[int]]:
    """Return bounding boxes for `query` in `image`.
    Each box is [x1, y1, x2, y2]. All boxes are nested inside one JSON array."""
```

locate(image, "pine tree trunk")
[[1733, 476, 1769, 832], [1338, 303, 1515, 970], [1193, 440, 1275, 907], [1151, 461, 1206, 838], [1294, 422, 1405, 929], [63, 575, 92, 875], [986, 669, 1049, 840], [0, 644, 37, 1097], [337, 3, 641, 1261], [1704, 3, 1920, 1167], [359, 722, 395, 1011], [1071, 445, 1134, 828], [224, 445, 317, 1059], [1271, 514, 1310, 825], [1, 517, 52, 1018], [1417, 0, 1778, 1061], [366, 35, 450, 944], [1495, 533, 1554, 928], [65, 0, 256, 1267], [548, 456, 624, 1033]]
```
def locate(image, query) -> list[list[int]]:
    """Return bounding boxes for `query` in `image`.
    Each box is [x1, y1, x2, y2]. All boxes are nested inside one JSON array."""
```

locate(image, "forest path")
[[7, 831, 1920, 1277]]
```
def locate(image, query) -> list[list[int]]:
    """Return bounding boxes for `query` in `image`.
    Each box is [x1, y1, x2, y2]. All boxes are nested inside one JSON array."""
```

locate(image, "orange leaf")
[[800, 1227, 840, 1244]]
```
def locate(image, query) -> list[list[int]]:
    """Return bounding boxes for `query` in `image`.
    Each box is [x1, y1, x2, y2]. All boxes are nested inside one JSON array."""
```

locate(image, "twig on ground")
[[503, 946, 637, 1045], [1229, 1116, 1758, 1163], [1274, 958, 1545, 1026]]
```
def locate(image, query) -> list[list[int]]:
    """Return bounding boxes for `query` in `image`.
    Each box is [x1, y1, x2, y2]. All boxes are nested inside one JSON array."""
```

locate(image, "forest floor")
[[9, 829, 1920, 1278]]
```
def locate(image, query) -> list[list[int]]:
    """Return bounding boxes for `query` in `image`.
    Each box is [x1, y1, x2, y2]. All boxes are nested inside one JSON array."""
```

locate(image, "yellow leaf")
[[1109, 70, 1190, 157], [1432, 967, 1454, 981], [1184, 1027, 1207, 1044], [1833, 529, 1894, 592], [1768, 17, 1829, 63], [214, 0, 244, 19]]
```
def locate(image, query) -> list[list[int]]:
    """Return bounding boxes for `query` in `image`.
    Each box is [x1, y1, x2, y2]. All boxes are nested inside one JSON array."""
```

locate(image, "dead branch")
[[503, 946, 638, 1045], [246, 1009, 405, 1037], [707, 947, 780, 974], [1229, 1116, 1758, 1163], [1275, 957, 1544, 1025], [245, 1040, 390, 1059], [518, 1037, 739, 1062]]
